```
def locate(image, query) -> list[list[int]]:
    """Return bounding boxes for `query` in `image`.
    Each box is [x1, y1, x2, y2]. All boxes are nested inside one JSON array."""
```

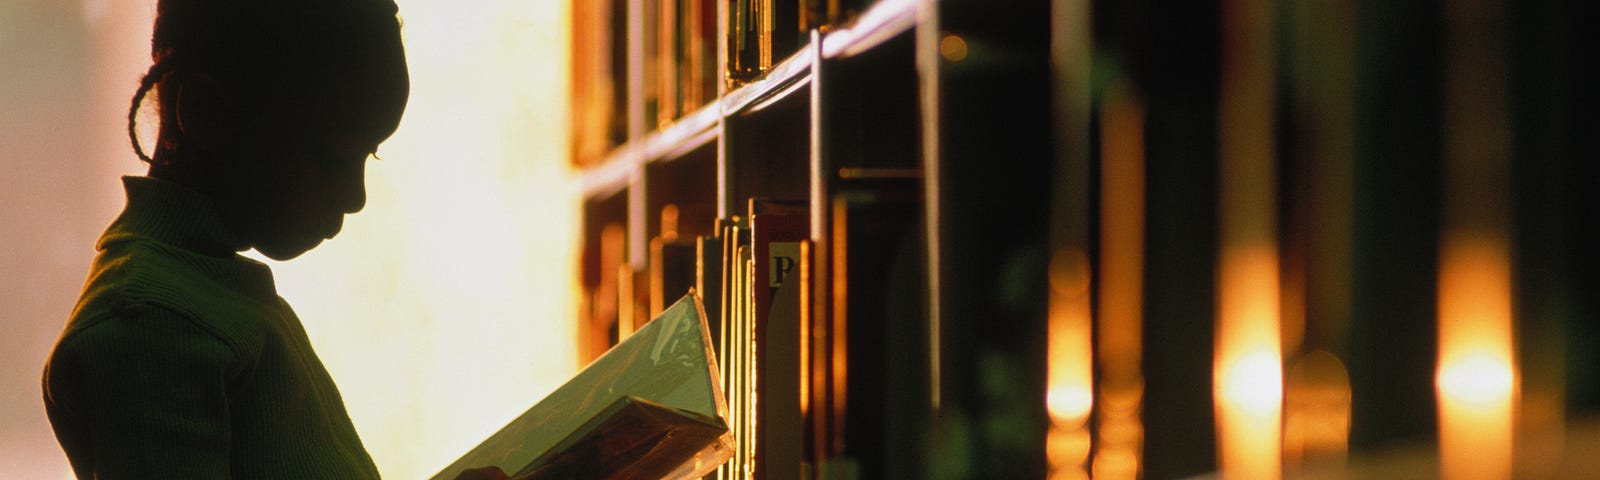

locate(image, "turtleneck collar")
[[100, 176, 249, 257], [95, 176, 282, 302]]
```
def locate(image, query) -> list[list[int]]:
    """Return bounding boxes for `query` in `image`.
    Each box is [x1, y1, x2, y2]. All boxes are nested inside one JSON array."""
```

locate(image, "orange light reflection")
[[1283, 351, 1351, 478], [1436, 237, 1516, 480], [1046, 247, 1093, 480], [1216, 0, 1281, 474], [1093, 83, 1145, 480]]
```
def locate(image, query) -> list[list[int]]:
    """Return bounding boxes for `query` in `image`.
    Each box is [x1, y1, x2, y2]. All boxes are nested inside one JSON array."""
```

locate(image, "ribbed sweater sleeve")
[[45, 304, 238, 479]]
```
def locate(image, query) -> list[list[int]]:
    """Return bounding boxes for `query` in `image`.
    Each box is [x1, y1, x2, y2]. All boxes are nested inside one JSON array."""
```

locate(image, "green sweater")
[[43, 176, 381, 479]]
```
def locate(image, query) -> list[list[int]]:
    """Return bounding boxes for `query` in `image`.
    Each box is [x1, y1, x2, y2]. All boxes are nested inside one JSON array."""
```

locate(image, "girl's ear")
[[175, 74, 240, 150]]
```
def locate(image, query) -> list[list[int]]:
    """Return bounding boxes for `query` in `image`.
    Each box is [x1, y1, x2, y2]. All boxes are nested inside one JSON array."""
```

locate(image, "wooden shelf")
[[586, 0, 923, 177], [567, 0, 1600, 478], [569, 0, 987, 477], [576, 143, 638, 199], [642, 99, 720, 162], [821, 0, 918, 59]]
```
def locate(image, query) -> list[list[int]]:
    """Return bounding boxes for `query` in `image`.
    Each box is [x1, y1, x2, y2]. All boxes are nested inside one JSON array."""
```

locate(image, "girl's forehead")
[[264, 48, 409, 144], [222, 5, 409, 144]]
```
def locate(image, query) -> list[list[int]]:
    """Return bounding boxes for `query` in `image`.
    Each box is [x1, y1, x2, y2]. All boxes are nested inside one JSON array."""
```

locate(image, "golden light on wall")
[[262, 0, 579, 478]]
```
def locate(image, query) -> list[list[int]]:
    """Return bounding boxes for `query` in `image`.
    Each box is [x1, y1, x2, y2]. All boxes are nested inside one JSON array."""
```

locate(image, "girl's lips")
[[321, 216, 345, 240]]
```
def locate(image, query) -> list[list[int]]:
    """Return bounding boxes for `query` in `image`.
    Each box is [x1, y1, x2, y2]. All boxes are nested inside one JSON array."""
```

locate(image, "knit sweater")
[[43, 176, 381, 479]]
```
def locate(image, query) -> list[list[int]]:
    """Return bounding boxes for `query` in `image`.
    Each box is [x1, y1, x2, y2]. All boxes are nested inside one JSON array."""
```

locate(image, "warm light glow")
[[939, 34, 969, 62], [1092, 385, 1143, 480], [1047, 247, 1094, 479], [1047, 427, 1092, 480], [1048, 384, 1095, 424], [1092, 447, 1139, 480], [1219, 349, 1285, 417], [1215, 355, 1284, 479], [1216, 0, 1281, 470], [1438, 353, 1514, 409], [1214, 244, 1283, 480], [1436, 237, 1516, 480], [1436, 0, 1516, 474]]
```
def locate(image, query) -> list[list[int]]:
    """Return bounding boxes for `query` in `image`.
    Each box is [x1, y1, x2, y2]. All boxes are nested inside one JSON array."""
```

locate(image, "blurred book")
[[432, 294, 732, 480], [811, 176, 925, 477], [727, 0, 803, 85], [748, 199, 808, 480], [569, 0, 628, 166], [696, 229, 724, 340], [651, 237, 699, 317], [651, 204, 699, 317]]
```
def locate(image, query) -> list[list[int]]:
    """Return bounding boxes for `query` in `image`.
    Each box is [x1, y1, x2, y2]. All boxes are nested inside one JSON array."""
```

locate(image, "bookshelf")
[[570, 0, 1057, 477], [571, 0, 1596, 478]]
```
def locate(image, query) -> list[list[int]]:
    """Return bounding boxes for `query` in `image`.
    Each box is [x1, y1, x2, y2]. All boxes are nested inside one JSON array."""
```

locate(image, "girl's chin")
[[254, 235, 324, 261]]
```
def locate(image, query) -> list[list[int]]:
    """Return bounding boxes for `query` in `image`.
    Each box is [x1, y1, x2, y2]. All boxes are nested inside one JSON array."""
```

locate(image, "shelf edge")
[[822, 0, 920, 59], [578, 143, 640, 199], [641, 100, 721, 163], [720, 44, 815, 116]]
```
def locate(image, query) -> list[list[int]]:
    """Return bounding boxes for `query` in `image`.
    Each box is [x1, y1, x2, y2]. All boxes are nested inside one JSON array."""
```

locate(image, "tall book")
[[718, 243, 756, 480], [658, 0, 682, 126], [570, 0, 629, 166], [747, 199, 809, 480], [726, 0, 804, 84], [580, 222, 628, 364], [816, 176, 926, 479], [652, 205, 701, 317], [801, 0, 868, 32], [712, 218, 750, 480], [696, 225, 727, 353], [658, 0, 715, 125], [643, 0, 662, 127]]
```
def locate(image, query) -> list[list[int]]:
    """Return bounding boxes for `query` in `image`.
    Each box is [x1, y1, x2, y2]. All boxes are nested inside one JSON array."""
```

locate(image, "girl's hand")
[[453, 466, 511, 480]]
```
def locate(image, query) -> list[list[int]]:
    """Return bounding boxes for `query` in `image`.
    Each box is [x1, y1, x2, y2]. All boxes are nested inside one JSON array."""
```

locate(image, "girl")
[[43, 0, 409, 477]]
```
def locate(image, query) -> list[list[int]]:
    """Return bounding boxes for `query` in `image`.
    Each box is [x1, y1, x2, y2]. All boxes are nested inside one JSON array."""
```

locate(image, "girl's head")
[[133, 0, 410, 260]]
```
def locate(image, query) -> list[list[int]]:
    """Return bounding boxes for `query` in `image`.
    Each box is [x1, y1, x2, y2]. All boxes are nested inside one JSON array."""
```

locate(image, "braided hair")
[[126, 0, 403, 165], [127, 60, 175, 164]]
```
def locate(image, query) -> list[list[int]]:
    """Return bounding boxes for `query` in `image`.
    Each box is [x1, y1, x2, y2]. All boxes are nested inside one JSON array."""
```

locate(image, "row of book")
[[576, 173, 923, 478], [571, 0, 870, 166]]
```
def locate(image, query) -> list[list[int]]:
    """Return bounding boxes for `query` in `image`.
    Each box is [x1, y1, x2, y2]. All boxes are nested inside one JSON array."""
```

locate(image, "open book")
[[431, 293, 733, 480]]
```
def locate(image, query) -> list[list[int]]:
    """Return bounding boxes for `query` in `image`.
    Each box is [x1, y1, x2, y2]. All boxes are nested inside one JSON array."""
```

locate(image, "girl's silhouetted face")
[[150, 3, 411, 260], [224, 28, 409, 261]]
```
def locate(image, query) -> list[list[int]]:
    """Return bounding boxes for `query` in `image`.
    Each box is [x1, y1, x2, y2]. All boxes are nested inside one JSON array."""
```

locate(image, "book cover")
[[431, 294, 732, 480], [747, 199, 809, 480]]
